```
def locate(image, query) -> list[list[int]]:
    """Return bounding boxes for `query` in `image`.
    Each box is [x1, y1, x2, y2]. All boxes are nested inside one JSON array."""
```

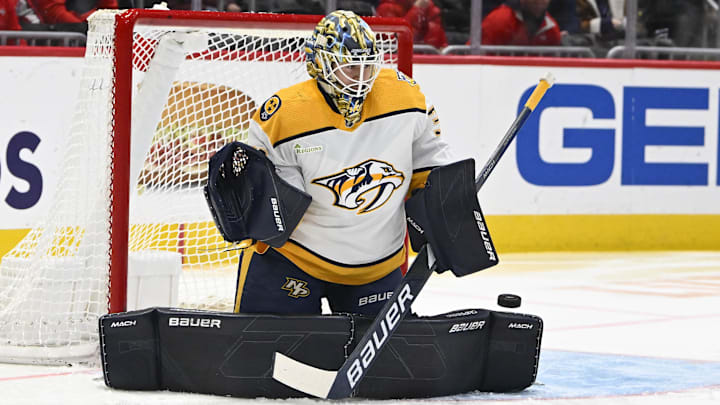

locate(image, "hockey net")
[[0, 9, 412, 364]]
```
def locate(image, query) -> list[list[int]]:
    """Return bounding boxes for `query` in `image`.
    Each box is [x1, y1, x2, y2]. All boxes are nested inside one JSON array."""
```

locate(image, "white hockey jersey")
[[247, 68, 453, 285]]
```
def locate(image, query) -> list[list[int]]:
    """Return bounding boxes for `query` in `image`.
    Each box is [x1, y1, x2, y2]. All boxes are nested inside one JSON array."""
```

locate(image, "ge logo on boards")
[[516, 84, 715, 186]]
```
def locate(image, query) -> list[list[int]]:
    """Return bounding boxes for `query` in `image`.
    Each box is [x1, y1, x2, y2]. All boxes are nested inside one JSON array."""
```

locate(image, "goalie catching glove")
[[204, 142, 311, 248], [405, 159, 499, 276]]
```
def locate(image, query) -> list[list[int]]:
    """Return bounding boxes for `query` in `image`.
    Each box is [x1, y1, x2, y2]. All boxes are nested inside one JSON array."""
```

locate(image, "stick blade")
[[272, 352, 337, 398]]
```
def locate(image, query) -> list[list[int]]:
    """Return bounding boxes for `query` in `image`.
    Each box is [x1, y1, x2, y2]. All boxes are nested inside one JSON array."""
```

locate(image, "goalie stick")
[[272, 73, 555, 399]]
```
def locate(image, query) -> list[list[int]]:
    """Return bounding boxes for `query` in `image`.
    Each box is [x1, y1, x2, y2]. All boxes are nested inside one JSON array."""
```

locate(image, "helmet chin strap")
[[318, 80, 366, 128]]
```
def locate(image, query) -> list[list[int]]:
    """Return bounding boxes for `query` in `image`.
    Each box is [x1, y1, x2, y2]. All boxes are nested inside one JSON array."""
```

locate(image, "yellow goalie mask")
[[306, 10, 382, 127]]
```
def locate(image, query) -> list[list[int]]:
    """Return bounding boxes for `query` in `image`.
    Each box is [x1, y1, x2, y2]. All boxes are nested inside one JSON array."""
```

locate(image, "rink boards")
[[1, 51, 720, 255]]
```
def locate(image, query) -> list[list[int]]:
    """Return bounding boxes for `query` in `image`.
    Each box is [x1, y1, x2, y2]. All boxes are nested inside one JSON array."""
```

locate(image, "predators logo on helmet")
[[305, 10, 382, 128]]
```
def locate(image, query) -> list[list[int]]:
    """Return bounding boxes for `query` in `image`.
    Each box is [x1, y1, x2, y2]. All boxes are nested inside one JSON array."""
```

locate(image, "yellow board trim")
[[0, 229, 30, 259], [275, 241, 406, 285], [485, 214, 720, 252], [3, 214, 718, 271]]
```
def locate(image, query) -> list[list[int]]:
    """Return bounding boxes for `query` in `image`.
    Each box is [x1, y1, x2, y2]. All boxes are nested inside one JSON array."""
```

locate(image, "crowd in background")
[[0, 0, 717, 55]]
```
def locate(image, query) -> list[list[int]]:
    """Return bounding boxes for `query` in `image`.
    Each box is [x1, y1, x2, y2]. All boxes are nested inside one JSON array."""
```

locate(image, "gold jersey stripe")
[[407, 168, 433, 198], [274, 241, 405, 285], [255, 69, 427, 145], [273, 107, 426, 148], [233, 247, 256, 312]]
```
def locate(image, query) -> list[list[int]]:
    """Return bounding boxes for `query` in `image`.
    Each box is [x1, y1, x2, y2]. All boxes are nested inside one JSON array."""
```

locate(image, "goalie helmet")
[[306, 10, 382, 127]]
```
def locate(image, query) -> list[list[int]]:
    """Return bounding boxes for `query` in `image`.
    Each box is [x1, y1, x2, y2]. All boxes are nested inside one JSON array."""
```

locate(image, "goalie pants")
[[234, 247, 402, 315]]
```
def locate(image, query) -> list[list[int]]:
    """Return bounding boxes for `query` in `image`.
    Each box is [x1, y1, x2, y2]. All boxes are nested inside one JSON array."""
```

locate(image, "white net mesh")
[[0, 10, 402, 364]]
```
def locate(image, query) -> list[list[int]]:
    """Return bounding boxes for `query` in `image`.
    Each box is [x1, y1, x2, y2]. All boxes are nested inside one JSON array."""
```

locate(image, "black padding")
[[405, 159, 499, 276], [204, 142, 311, 247], [100, 307, 542, 398], [354, 310, 492, 399], [99, 308, 160, 390], [154, 309, 349, 398], [481, 311, 543, 392]]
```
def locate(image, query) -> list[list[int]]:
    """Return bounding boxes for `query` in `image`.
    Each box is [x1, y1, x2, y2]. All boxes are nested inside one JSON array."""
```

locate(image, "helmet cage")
[[316, 48, 382, 99]]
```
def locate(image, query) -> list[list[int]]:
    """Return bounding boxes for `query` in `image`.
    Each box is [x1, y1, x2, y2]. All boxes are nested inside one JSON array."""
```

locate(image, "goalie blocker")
[[100, 307, 542, 399], [406, 158, 498, 276], [204, 141, 311, 247]]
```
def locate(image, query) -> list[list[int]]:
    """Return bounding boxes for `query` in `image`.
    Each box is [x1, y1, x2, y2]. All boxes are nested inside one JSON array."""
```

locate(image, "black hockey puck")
[[497, 294, 521, 308]]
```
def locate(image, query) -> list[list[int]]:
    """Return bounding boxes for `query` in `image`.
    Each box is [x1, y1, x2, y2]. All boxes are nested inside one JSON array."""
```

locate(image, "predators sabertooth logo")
[[312, 159, 405, 214]]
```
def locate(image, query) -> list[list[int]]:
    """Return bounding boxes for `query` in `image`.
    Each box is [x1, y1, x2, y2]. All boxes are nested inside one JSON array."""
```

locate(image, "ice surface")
[[2, 252, 719, 404]]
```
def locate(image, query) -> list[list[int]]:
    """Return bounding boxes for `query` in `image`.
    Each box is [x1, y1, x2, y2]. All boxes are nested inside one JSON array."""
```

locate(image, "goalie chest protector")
[[100, 307, 542, 399]]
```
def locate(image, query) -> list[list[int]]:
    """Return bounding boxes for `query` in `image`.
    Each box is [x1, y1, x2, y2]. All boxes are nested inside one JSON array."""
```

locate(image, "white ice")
[[2, 251, 719, 405]]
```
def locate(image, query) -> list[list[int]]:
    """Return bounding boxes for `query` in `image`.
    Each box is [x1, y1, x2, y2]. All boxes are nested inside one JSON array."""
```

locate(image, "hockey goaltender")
[[99, 11, 544, 400]]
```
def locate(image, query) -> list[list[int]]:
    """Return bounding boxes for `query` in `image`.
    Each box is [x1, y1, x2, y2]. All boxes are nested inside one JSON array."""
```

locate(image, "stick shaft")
[[326, 247, 434, 398], [475, 76, 553, 192]]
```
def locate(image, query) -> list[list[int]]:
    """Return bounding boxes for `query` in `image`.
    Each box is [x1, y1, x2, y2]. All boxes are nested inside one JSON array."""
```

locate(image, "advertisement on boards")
[[2, 55, 719, 250], [0, 57, 83, 229], [414, 64, 720, 215]]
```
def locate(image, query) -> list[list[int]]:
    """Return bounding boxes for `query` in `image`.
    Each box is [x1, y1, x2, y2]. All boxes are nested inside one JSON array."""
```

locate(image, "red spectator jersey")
[[376, 0, 448, 49], [482, 4, 562, 46], [26, 0, 117, 23], [0, 0, 22, 31]]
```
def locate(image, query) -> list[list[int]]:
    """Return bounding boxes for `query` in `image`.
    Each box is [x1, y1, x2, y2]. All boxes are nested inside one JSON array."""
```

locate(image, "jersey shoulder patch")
[[252, 79, 334, 146], [259, 95, 282, 121], [253, 79, 315, 125], [395, 70, 417, 86]]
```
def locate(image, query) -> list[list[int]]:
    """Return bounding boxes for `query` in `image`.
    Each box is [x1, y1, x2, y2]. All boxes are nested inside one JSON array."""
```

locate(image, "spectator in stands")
[[15, 0, 40, 26], [638, 0, 704, 48], [25, 0, 117, 24], [481, 0, 562, 46], [576, 0, 625, 42], [376, 0, 449, 49], [1, 0, 22, 33], [548, 0, 580, 34]]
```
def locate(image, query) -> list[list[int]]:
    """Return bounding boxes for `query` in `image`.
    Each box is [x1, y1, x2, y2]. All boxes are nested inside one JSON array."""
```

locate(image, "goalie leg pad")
[[204, 142, 311, 247], [100, 308, 351, 398], [100, 307, 542, 398], [99, 308, 160, 391], [405, 159, 499, 276]]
